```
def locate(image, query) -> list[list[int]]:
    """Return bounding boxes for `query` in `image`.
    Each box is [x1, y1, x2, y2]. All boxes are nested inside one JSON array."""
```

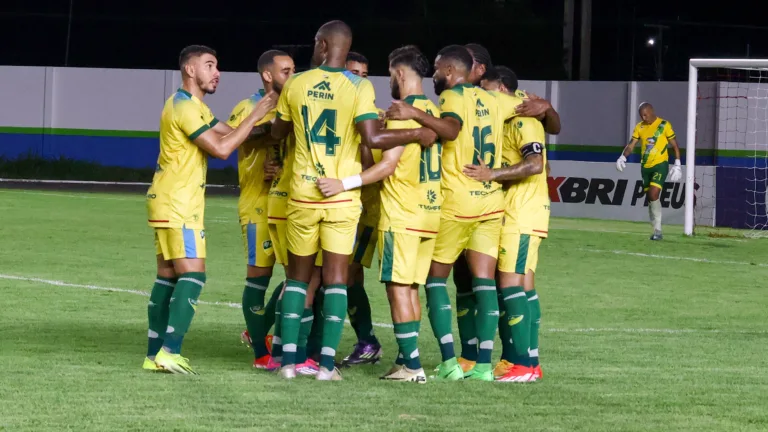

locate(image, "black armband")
[[520, 142, 544, 158]]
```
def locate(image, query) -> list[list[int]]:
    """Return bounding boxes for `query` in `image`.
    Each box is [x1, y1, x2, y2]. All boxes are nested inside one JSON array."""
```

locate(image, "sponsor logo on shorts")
[[255, 208, 264, 215], [262, 240, 272, 250]]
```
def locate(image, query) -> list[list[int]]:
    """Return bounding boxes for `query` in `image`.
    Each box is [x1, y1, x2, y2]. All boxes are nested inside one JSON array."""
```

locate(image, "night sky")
[[3, 0, 768, 81]]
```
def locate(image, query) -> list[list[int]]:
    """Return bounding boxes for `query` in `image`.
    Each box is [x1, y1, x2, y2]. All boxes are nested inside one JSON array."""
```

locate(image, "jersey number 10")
[[302, 106, 340, 156], [420, 143, 442, 183], [472, 125, 495, 168]]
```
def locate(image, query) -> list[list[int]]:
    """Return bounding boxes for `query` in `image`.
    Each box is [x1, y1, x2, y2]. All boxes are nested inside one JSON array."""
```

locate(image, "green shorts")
[[641, 162, 668, 191]]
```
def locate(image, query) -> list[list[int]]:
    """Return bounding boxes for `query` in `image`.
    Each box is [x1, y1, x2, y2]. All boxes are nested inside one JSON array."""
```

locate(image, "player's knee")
[[648, 187, 661, 201], [247, 265, 273, 279]]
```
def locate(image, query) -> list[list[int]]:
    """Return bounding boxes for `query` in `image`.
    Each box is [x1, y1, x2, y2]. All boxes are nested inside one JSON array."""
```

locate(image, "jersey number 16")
[[472, 125, 495, 168]]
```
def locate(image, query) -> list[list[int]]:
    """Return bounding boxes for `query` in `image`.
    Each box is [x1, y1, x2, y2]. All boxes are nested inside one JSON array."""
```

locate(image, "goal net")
[[686, 59, 768, 237]]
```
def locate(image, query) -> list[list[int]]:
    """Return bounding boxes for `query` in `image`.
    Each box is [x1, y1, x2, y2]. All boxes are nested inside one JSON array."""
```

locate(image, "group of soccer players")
[[143, 19, 561, 383]]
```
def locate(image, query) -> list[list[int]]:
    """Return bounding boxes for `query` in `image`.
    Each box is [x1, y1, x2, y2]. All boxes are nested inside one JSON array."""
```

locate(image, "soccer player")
[[270, 20, 436, 380], [616, 102, 682, 240], [470, 78, 549, 382], [228, 50, 295, 370], [144, 45, 276, 374], [341, 51, 385, 366], [317, 45, 440, 383], [387, 45, 523, 381]]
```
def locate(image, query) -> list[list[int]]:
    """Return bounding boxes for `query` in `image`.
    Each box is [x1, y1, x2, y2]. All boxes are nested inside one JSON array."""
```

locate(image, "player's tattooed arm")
[[463, 143, 544, 182], [316, 146, 406, 198], [193, 92, 277, 159], [387, 100, 460, 141], [356, 119, 437, 151]]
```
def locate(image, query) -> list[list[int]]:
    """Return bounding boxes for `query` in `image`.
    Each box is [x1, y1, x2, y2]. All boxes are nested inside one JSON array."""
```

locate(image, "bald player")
[[271, 20, 436, 381], [617, 102, 682, 240]]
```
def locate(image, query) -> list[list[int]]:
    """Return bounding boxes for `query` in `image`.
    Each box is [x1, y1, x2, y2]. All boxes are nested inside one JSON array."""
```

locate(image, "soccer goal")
[[685, 58, 768, 237]]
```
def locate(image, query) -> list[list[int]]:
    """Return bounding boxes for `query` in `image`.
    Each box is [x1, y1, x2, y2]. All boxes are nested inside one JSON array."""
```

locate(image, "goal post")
[[685, 58, 768, 236]]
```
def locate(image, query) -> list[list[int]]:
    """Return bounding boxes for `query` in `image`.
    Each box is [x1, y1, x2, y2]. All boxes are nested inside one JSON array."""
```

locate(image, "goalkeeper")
[[616, 102, 681, 240]]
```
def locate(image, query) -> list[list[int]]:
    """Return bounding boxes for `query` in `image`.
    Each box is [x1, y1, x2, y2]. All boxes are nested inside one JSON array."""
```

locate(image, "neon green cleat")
[[154, 349, 197, 375], [465, 363, 494, 381], [432, 358, 464, 381], [142, 357, 162, 371]]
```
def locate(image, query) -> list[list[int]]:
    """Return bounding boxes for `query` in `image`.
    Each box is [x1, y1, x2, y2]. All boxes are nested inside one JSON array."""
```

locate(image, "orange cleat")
[[496, 364, 536, 382], [493, 360, 514, 379], [533, 365, 543, 380], [457, 357, 476, 376]]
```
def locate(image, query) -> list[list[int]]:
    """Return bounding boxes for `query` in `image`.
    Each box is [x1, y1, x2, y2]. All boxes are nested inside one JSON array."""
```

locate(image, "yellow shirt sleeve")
[[664, 121, 676, 140], [494, 92, 523, 121], [175, 100, 213, 140], [353, 80, 379, 124], [513, 117, 546, 154], [227, 100, 249, 128], [631, 122, 641, 140], [439, 90, 464, 127], [276, 78, 294, 122]]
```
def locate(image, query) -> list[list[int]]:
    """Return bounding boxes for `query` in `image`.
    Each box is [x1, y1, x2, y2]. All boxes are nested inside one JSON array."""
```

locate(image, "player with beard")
[[144, 45, 276, 374]]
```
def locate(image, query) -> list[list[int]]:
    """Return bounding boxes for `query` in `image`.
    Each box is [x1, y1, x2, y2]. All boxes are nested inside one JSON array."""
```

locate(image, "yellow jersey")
[[501, 117, 550, 238], [147, 88, 218, 229], [438, 83, 522, 221], [359, 147, 383, 227], [380, 95, 443, 238], [631, 117, 676, 168], [228, 90, 276, 225], [276, 65, 379, 208], [267, 133, 294, 224]]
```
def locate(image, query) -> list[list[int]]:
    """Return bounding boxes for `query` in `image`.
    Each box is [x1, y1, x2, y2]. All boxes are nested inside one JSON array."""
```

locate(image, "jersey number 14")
[[302, 106, 340, 156]]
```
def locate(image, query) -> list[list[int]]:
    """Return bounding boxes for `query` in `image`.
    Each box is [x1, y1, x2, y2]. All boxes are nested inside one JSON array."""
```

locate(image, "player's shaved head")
[[639, 102, 656, 124], [433, 45, 473, 95], [312, 20, 353, 68], [465, 43, 493, 85], [257, 50, 290, 73]]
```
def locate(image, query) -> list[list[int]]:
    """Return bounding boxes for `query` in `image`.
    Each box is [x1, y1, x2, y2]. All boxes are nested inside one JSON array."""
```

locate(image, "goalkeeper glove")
[[669, 159, 682, 182], [616, 155, 627, 172]]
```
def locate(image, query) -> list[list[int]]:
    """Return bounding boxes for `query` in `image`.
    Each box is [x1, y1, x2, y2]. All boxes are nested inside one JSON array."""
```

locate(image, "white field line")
[[578, 247, 768, 267], [0, 178, 235, 189], [0, 189, 238, 209], [4, 273, 766, 335]]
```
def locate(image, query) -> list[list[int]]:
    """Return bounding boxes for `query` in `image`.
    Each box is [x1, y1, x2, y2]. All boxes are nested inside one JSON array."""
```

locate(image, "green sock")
[[456, 291, 478, 361], [307, 287, 325, 359], [348, 282, 379, 345], [497, 290, 513, 362], [242, 275, 271, 358], [394, 321, 421, 370], [501, 286, 531, 366], [426, 277, 455, 362], [296, 308, 313, 364], [527, 290, 541, 367], [320, 284, 348, 370], [263, 281, 283, 333], [162, 272, 205, 354], [279, 279, 307, 366], [472, 277, 499, 365], [272, 295, 283, 361], [147, 276, 176, 357]]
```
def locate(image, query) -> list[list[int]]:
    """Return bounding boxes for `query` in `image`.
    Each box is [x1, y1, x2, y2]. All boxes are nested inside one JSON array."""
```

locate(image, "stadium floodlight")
[[685, 58, 768, 236], [647, 38, 655, 46]]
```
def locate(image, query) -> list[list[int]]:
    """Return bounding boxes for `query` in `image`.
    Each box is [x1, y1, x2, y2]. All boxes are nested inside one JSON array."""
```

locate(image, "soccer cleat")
[[458, 357, 476, 376], [316, 366, 343, 381], [279, 365, 297, 380], [380, 366, 427, 383], [431, 358, 464, 381], [493, 359, 514, 379], [380, 364, 404, 378], [142, 357, 162, 371], [240, 330, 252, 348], [465, 364, 494, 382], [154, 349, 197, 375], [264, 356, 281, 372], [296, 358, 320, 376], [496, 364, 536, 382], [533, 365, 543, 380], [650, 230, 663, 241], [252, 354, 273, 369], [341, 342, 383, 366]]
